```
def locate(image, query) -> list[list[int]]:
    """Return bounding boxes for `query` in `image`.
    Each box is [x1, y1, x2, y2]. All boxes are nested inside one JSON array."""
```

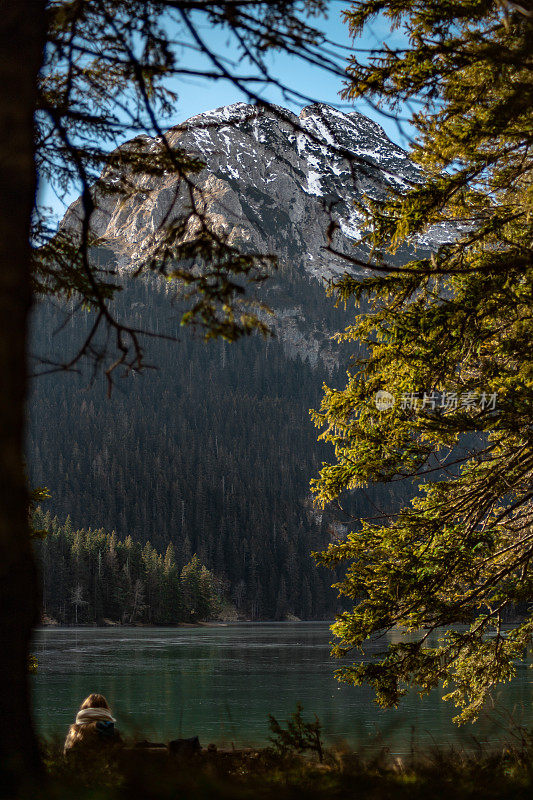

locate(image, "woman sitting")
[[64, 693, 121, 755]]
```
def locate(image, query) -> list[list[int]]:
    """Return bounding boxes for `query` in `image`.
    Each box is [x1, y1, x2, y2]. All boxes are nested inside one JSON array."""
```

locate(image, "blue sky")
[[41, 2, 412, 223], [168, 5, 410, 137]]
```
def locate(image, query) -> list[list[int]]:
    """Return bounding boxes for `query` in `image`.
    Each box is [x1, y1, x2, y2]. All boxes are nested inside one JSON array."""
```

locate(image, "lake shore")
[[39, 619, 231, 628], [43, 733, 533, 800], [38, 615, 316, 627]]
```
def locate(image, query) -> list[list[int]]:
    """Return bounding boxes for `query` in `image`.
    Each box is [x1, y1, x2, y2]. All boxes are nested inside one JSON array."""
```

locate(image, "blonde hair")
[[64, 693, 118, 755], [79, 693, 110, 711]]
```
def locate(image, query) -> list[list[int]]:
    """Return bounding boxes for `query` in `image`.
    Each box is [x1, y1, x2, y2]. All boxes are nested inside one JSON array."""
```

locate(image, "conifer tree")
[[312, 1, 533, 723], [32, 511, 222, 624]]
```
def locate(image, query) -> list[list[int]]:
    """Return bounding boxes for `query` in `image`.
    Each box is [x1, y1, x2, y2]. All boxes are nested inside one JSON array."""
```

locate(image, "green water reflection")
[[31, 623, 532, 754]]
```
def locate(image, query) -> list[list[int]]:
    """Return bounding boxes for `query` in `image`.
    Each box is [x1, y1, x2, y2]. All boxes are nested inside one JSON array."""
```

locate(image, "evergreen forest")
[[33, 509, 223, 625], [28, 269, 411, 620]]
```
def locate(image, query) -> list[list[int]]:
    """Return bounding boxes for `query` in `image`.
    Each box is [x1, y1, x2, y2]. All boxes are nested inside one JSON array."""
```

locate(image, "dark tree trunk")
[[0, 1, 47, 792]]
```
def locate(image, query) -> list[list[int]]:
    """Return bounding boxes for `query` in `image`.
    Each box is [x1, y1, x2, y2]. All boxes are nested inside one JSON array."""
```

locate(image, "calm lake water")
[[32, 623, 532, 754]]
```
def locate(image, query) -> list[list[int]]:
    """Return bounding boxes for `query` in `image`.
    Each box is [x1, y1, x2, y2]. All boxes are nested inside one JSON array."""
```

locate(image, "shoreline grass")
[[30, 724, 533, 800]]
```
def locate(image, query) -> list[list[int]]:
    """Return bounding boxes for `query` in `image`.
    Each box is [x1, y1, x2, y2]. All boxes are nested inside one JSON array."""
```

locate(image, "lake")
[[32, 623, 532, 754]]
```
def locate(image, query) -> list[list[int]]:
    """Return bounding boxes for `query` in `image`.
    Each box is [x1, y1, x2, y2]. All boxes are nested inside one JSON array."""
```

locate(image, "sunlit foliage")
[[312, 1, 533, 722]]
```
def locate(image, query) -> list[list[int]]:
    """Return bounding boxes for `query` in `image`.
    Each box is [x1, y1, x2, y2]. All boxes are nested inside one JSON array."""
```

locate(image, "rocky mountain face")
[[30, 104, 434, 619], [62, 102, 431, 367]]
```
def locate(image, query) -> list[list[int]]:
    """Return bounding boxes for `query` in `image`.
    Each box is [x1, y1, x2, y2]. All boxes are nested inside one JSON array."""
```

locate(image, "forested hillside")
[[27, 99, 427, 620], [28, 268, 410, 620]]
